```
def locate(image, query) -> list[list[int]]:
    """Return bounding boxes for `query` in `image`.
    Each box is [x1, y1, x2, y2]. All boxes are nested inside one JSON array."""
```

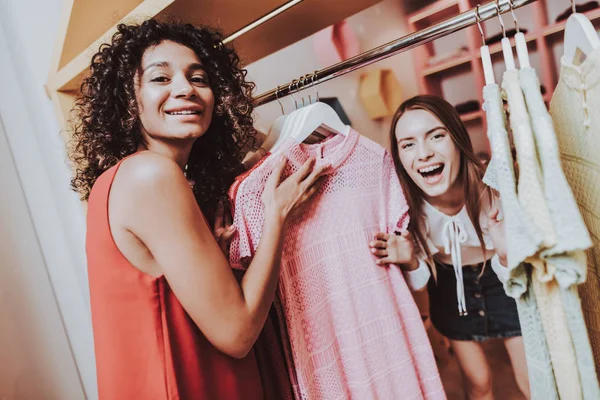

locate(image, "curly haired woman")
[[69, 19, 327, 399]]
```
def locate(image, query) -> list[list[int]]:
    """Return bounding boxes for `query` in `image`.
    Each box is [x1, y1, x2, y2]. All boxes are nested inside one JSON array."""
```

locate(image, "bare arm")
[[115, 152, 326, 358]]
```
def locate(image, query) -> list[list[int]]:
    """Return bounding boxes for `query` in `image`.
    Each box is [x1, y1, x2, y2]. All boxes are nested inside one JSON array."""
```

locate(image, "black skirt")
[[427, 259, 522, 342]]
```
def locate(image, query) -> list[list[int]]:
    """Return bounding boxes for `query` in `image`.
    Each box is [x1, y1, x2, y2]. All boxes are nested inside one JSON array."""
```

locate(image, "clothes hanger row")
[[267, 72, 348, 156], [476, 0, 599, 82], [475, 0, 532, 84]]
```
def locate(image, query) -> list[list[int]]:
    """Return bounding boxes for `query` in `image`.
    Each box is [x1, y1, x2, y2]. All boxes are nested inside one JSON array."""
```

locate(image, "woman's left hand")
[[214, 199, 237, 257], [487, 206, 507, 266]]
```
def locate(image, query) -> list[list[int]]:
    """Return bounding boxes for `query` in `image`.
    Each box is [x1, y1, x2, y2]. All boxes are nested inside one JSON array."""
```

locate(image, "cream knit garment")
[[482, 83, 559, 400], [503, 69, 582, 400], [550, 48, 600, 382], [521, 67, 599, 399]]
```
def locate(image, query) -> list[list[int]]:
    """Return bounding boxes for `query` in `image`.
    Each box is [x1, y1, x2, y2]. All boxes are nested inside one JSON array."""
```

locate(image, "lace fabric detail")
[[551, 56, 600, 376], [530, 260, 581, 400], [504, 69, 585, 399], [482, 84, 540, 281], [550, 54, 600, 388], [230, 130, 445, 400], [522, 67, 599, 398], [482, 83, 559, 400], [503, 69, 557, 249], [515, 267, 560, 400], [520, 68, 592, 259]]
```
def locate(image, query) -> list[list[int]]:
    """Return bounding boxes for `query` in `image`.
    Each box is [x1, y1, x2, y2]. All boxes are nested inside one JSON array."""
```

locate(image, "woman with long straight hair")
[[369, 95, 530, 400]]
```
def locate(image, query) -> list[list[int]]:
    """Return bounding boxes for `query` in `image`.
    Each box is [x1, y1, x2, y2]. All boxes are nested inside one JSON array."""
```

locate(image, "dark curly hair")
[[68, 19, 258, 211]]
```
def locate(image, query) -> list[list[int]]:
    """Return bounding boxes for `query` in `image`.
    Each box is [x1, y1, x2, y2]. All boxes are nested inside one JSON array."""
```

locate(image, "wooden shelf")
[[423, 52, 472, 76], [485, 32, 539, 57], [408, 0, 460, 26], [48, 0, 380, 93], [460, 110, 484, 122], [421, 32, 537, 77], [543, 8, 600, 37]]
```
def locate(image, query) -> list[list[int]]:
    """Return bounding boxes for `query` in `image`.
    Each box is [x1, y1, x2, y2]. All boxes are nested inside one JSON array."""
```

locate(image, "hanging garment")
[[521, 67, 600, 399], [550, 47, 600, 381], [503, 69, 582, 400], [229, 153, 298, 400], [229, 129, 445, 400], [482, 83, 559, 400], [86, 155, 264, 400]]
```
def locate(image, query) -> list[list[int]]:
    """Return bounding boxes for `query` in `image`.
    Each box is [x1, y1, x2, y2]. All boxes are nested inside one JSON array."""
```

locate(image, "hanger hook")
[[494, 0, 506, 38], [297, 75, 306, 107], [475, 5, 486, 46], [507, 0, 519, 33], [275, 85, 284, 115], [306, 74, 313, 104], [302, 75, 309, 106], [312, 71, 320, 102], [288, 79, 299, 109], [310, 72, 317, 103], [572, 0, 576, 14]]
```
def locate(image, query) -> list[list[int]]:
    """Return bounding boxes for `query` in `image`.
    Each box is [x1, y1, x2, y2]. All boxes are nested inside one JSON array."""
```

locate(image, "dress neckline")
[[285, 126, 358, 171]]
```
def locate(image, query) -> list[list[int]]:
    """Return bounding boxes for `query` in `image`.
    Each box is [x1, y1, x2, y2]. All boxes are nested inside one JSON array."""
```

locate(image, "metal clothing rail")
[[223, 0, 303, 44], [253, 0, 538, 107]]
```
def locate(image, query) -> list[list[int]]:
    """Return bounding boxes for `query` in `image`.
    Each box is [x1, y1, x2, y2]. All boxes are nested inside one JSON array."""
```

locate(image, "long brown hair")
[[389, 95, 493, 266]]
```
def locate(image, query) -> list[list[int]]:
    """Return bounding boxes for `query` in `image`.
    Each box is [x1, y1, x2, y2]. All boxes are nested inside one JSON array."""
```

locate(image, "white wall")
[[0, 118, 84, 400], [0, 0, 96, 398]]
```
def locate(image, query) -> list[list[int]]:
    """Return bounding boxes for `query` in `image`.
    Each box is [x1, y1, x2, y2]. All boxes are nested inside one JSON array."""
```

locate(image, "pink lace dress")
[[230, 129, 445, 400]]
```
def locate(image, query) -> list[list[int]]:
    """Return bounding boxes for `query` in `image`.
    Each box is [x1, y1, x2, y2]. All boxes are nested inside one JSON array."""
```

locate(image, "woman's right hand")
[[261, 155, 330, 225], [370, 230, 419, 271]]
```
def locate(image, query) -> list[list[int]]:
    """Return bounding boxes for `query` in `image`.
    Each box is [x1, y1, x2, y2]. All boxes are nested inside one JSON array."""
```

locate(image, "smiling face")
[[394, 108, 462, 201], [135, 40, 215, 143]]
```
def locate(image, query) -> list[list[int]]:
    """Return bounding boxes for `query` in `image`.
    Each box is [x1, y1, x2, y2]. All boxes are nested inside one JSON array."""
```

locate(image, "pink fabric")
[[230, 152, 296, 400], [229, 129, 445, 399]]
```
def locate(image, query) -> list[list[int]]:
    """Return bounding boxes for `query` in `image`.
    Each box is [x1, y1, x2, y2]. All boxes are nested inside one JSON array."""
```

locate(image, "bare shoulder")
[[116, 151, 186, 192], [110, 151, 193, 223]]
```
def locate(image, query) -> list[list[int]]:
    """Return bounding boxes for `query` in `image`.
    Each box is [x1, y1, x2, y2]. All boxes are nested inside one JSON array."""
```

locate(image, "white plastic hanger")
[[564, 0, 600, 64], [270, 80, 304, 154], [261, 85, 288, 152], [495, 0, 517, 71], [507, 0, 531, 69], [272, 73, 347, 156], [476, 5, 495, 85], [290, 102, 347, 143]]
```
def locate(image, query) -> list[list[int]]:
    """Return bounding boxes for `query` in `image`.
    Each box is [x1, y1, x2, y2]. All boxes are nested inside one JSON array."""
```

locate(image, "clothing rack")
[[253, 0, 538, 107]]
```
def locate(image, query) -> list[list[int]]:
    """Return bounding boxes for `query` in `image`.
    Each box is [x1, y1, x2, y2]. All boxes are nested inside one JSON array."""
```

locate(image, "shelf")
[[48, 0, 381, 93], [423, 52, 473, 76], [421, 33, 538, 77], [543, 8, 600, 37], [460, 110, 484, 122], [408, 0, 460, 26], [485, 32, 539, 57]]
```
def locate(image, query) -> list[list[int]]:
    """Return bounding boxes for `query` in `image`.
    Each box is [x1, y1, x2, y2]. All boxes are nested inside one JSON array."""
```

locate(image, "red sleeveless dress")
[[86, 158, 264, 400]]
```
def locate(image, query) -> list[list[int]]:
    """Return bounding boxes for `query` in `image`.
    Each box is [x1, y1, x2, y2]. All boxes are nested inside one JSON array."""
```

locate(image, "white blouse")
[[403, 200, 507, 315]]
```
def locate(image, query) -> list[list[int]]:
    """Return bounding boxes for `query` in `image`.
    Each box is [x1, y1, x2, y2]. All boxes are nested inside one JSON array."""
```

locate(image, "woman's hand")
[[214, 199, 236, 257], [261, 155, 329, 225], [487, 207, 508, 266], [369, 230, 419, 270]]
